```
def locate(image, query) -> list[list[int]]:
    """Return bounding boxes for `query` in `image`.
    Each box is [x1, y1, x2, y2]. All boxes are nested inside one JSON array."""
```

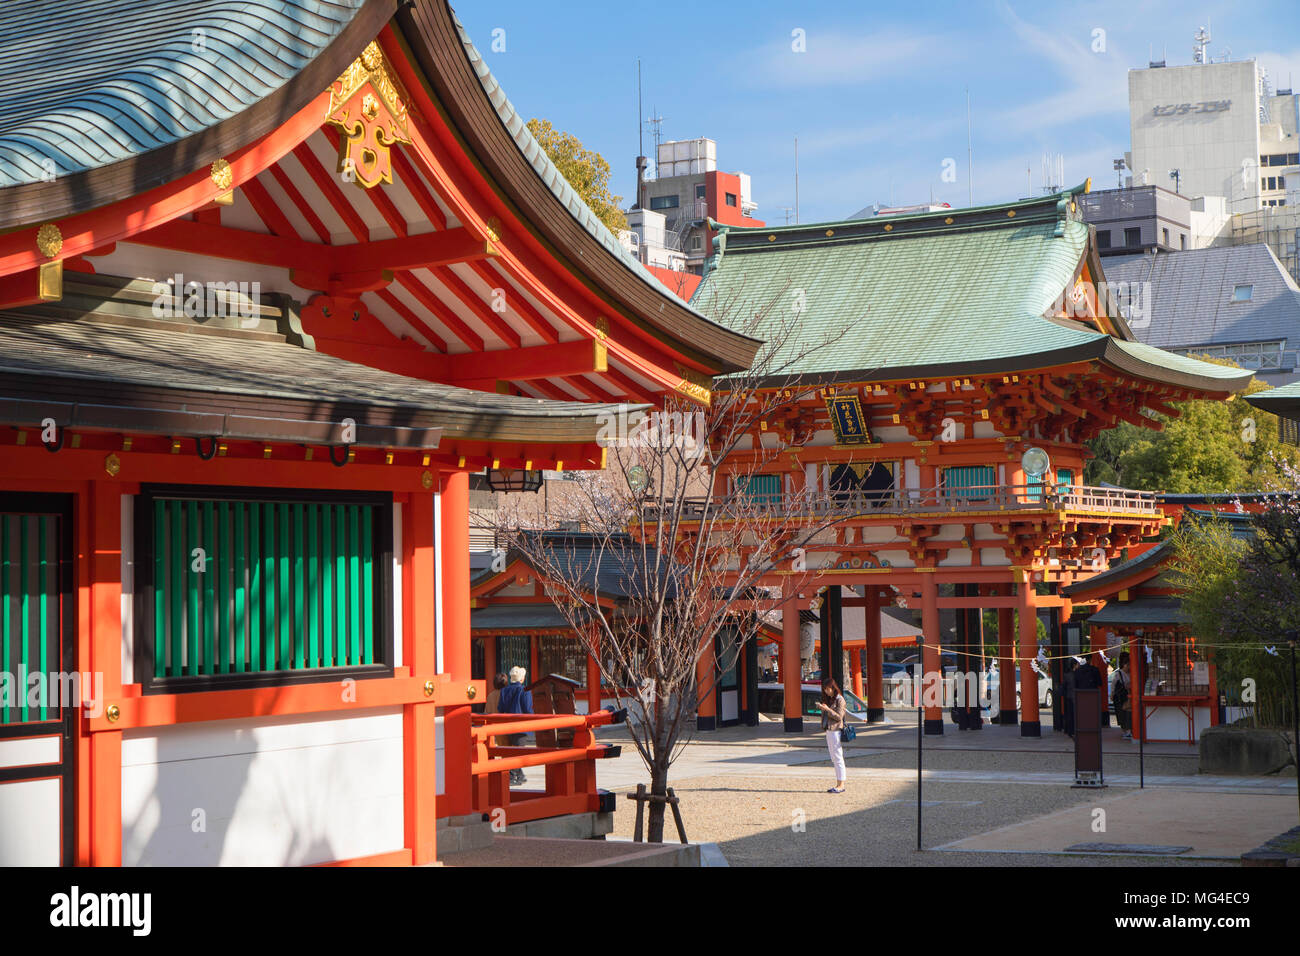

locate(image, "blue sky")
[[454, 1, 1300, 224]]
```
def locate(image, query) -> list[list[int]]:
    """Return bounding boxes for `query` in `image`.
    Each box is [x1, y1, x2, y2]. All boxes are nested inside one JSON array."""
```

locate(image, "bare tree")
[[491, 290, 867, 841]]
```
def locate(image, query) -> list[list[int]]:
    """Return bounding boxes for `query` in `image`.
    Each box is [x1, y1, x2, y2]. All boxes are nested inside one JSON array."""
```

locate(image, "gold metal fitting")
[[104, 453, 121, 477], [466, 684, 478, 700], [36, 223, 63, 258], [423, 680, 435, 698], [106, 704, 121, 722]]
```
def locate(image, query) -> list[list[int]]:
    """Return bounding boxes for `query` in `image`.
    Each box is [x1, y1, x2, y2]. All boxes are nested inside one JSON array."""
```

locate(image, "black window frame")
[[133, 484, 395, 695], [649, 194, 679, 210]]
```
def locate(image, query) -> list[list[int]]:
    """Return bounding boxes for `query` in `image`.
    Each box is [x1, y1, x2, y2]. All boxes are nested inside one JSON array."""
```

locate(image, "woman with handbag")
[[815, 678, 849, 794]]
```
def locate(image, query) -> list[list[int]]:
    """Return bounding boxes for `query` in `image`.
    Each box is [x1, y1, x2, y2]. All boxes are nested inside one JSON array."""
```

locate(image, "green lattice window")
[[942, 465, 995, 500], [1, 507, 69, 724], [134, 487, 393, 693]]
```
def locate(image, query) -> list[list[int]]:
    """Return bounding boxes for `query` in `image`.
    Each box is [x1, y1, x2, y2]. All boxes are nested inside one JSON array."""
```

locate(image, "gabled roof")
[[691, 184, 1252, 393], [0, 1, 759, 379], [1246, 380, 1300, 420], [1103, 244, 1300, 360]]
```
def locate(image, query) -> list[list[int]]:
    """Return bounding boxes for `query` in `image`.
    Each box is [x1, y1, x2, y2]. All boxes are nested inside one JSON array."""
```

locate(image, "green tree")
[[526, 118, 627, 234], [1085, 365, 1299, 492], [1169, 490, 1300, 731]]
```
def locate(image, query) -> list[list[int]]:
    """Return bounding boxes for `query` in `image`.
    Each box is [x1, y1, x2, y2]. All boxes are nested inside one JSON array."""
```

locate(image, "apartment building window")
[[695, 183, 706, 199], [1096, 229, 1111, 249], [725, 192, 737, 207], [690, 235, 702, 250], [1161, 227, 1170, 245], [1180, 234, 1187, 249], [1231, 284, 1254, 302], [1267, 177, 1277, 191], [1279, 176, 1287, 190], [649, 195, 679, 210], [1124, 227, 1141, 247]]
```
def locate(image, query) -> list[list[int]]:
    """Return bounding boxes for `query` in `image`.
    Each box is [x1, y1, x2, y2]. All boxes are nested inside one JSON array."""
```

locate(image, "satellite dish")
[[1021, 447, 1050, 478]]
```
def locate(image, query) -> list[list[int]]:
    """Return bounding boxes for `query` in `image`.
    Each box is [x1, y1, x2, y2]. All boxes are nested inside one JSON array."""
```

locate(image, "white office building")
[[1129, 57, 1299, 212]]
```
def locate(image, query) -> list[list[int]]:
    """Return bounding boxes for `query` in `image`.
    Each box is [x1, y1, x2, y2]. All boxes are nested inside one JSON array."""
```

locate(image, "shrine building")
[[688, 185, 1253, 738], [0, 0, 755, 866]]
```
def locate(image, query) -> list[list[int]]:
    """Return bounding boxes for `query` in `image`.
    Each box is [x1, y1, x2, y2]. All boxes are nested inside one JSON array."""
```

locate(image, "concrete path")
[[934, 789, 1299, 859]]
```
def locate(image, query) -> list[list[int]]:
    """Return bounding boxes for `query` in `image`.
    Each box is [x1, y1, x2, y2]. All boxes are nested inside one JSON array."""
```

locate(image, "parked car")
[[987, 662, 1053, 711], [756, 683, 872, 722]]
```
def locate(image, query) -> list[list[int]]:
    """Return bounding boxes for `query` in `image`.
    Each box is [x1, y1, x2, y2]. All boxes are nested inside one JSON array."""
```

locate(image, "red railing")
[[664, 483, 1161, 521], [471, 709, 624, 825]]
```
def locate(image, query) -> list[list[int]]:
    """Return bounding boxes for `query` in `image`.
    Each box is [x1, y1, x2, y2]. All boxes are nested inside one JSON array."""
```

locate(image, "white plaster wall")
[[121, 707, 404, 866], [0, 778, 60, 865]]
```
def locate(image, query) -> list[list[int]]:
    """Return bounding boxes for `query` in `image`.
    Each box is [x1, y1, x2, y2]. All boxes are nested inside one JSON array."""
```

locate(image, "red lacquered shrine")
[[0, 0, 755, 866], [689, 185, 1253, 737]]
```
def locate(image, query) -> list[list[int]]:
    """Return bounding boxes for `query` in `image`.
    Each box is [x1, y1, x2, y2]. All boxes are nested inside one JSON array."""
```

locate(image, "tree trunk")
[[646, 765, 669, 843]]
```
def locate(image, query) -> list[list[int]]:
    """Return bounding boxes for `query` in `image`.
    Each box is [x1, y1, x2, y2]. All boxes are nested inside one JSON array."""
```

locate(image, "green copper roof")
[[692, 185, 1253, 393], [0, 0, 369, 187], [1246, 380, 1300, 419]]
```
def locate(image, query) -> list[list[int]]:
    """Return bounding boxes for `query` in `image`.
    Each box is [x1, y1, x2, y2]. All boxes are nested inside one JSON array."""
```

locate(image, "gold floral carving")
[[36, 223, 62, 258], [210, 158, 233, 190], [326, 40, 412, 189]]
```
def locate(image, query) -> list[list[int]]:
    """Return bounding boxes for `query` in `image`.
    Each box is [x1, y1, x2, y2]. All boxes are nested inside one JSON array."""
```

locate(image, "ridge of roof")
[[705, 181, 1092, 262]]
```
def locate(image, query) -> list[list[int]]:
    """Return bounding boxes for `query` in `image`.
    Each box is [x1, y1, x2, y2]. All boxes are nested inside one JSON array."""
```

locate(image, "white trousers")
[[826, 729, 846, 780]]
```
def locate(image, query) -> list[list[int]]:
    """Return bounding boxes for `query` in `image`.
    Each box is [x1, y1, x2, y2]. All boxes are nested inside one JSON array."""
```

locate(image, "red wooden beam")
[[446, 339, 605, 384], [133, 218, 491, 277]]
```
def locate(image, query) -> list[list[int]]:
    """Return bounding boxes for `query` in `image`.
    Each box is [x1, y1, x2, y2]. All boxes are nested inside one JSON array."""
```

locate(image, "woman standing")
[[815, 679, 848, 794]]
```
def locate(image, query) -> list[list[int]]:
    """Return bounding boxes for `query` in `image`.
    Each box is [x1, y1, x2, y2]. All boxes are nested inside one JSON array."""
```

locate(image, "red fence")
[[470, 709, 624, 824]]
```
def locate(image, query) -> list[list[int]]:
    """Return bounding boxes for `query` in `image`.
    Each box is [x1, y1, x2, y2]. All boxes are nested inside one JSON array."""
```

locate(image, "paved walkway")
[[590, 717, 1296, 866]]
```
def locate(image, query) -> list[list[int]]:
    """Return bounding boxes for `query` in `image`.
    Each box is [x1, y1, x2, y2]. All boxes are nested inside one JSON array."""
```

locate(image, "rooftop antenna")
[[966, 88, 974, 206], [1193, 24, 1211, 64], [646, 107, 666, 176], [779, 205, 794, 225], [633, 59, 647, 208], [794, 136, 800, 224]]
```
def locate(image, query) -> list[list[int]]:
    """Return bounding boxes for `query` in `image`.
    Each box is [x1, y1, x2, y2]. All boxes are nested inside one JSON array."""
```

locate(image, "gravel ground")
[[607, 774, 1232, 867]]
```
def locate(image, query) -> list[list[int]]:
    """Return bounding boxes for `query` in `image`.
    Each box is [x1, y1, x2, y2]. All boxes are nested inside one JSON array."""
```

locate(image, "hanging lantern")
[[486, 468, 543, 493]]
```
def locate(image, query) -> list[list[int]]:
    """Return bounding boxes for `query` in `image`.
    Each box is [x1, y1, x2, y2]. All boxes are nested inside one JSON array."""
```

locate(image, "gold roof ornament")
[[326, 40, 413, 189]]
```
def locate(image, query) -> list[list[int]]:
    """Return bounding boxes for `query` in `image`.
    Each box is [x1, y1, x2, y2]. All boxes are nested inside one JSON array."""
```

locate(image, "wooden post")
[[667, 788, 688, 844], [921, 573, 943, 735], [1019, 577, 1041, 737], [997, 585, 1016, 724], [865, 588, 884, 721], [782, 593, 803, 733]]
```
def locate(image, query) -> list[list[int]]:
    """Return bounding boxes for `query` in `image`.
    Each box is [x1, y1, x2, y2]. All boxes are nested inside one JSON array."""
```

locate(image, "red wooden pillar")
[[696, 633, 717, 731], [997, 585, 1016, 724], [1019, 579, 1041, 736], [440, 471, 472, 817], [404, 490, 438, 863], [850, 647, 864, 699], [921, 573, 943, 735], [864, 588, 884, 721], [89, 481, 122, 866], [781, 594, 803, 733]]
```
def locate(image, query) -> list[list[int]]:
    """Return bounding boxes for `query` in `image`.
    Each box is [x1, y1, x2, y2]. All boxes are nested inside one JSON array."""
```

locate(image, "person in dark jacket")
[[1062, 659, 1077, 737], [499, 666, 534, 785]]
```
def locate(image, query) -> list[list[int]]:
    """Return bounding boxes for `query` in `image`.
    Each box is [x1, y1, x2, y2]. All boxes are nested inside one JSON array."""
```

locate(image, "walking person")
[[814, 678, 848, 794], [499, 666, 534, 785], [1062, 658, 1077, 737], [1113, 651, 1133, 740]]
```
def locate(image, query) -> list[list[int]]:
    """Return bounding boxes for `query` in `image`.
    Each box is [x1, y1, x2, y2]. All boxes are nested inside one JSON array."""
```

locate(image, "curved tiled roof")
[[0, 0, 369, 187], [1246, 380, 1300, 419], [693, 185, 1252, 392]]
